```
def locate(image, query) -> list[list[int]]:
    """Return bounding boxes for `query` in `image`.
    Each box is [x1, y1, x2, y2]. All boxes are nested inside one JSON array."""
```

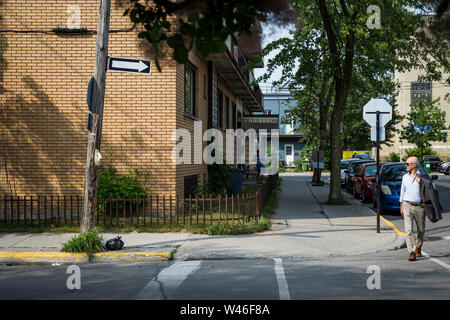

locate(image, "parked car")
[[353, 162, 383, 203], [423, 155, 443, 170], [352, 153, 373, 160], [341, 158, 360, 186], [344, 159, 375, 193], [439, 161, 450, 175], [371, 163, 438, 214]]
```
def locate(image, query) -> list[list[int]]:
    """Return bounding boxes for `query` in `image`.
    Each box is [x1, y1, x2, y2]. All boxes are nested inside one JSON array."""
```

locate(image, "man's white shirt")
[[399, 171, 421, 204]]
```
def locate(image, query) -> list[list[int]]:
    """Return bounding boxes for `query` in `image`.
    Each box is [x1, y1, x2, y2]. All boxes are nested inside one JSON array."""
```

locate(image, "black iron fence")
[[0, 174, 278, 227]]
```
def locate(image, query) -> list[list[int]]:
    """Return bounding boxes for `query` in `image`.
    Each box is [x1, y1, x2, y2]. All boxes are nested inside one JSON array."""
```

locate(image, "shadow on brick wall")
[[1, 75, 86, 196]]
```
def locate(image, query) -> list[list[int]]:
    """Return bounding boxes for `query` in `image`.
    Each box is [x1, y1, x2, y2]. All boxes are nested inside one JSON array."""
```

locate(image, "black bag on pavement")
[[105, 236, 124, 250]]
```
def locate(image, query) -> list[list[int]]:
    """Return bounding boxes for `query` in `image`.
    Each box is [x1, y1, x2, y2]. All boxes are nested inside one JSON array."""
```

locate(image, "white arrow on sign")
[[112, 59, 148, 72], [108, 56, 151, 74]]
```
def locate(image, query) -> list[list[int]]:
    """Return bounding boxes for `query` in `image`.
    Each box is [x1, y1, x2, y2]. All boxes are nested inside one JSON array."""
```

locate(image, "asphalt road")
[[0, 250, 449, 301], [0, 174, 449, 302]]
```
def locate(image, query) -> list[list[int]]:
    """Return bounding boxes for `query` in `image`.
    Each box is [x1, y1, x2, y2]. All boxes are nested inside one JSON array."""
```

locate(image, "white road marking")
[[135, 260, 202, 300], [443, 236, 450, 241], [273, 258, 291, 300], [422, 251, 450, 271]]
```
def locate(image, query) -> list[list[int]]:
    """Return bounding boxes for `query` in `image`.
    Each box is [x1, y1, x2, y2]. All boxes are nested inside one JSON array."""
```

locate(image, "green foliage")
[[400, 97, 448, 154], [388, 152, 400, 163], [98, 165, 149, 200], [401, 146, 436, 162], [208, 163, 234, 196], [123, 1, 293, 72], [251, 0, 450, 200], [61, 228, 105, 259]]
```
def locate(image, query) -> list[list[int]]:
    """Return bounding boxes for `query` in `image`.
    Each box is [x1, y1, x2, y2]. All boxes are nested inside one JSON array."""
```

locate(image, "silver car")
[[439, 161, 450, 174]]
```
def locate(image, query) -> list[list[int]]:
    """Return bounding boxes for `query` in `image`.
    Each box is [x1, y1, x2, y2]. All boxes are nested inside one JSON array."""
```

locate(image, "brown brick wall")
[[0, 0, 178, 197], [175, 53, 209, 198]]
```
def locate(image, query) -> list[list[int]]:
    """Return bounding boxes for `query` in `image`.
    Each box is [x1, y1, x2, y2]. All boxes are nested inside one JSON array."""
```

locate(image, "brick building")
[[0, 0, 263, 199]]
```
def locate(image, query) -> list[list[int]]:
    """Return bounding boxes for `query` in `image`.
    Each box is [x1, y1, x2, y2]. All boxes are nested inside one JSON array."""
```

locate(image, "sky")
[[253, 23, 296, 90]]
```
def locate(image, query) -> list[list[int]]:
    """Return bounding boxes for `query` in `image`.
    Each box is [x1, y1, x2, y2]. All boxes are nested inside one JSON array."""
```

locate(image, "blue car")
[[371, 162, 437, 214]]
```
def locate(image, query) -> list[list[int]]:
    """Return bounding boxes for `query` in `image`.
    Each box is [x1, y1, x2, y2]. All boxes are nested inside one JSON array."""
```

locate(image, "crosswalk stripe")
[[273, 258, 291, 300], [422, 251, 450, 271], [135, 261, 202, 300]]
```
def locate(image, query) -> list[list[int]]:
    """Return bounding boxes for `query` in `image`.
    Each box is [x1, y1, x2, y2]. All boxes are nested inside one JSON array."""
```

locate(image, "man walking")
[[399, 157, 425, 261]]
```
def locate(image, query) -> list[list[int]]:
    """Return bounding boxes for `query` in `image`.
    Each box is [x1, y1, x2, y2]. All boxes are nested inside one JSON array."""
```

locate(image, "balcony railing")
[[225, 35, 262, 107]]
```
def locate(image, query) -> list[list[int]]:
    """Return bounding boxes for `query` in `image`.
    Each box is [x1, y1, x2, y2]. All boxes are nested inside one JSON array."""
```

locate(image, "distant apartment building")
[[380, 14, 450, 161], [381, 69, 450, 161], [260, 82, 304, 166], [0, 1, 263, 198]]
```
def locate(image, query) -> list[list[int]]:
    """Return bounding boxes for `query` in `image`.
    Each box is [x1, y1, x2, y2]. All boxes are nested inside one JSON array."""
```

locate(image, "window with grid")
[[185, 63, 196, 116], [411, 82, 432, 106]]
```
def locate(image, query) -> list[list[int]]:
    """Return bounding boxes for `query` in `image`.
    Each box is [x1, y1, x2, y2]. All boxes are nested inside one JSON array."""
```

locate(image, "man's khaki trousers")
[[403, 201, 426, 253]]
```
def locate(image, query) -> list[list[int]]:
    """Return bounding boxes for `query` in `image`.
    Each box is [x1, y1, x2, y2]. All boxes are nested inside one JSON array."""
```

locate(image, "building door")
[[285, 144, 294, 166]]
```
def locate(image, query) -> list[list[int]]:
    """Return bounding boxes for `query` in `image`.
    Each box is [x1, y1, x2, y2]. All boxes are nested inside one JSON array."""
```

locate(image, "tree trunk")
[[329, 109, 343, 200], [312, 68, 333, 186]]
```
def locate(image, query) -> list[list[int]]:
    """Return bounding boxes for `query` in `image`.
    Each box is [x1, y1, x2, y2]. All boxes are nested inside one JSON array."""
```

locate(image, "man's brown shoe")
[[415, 247, 422, 258], [408, 252, 416, 261]]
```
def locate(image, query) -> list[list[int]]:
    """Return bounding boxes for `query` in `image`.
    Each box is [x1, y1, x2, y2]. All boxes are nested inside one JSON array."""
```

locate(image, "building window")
[[285, 145, 293, 156], [185, 63, 196, 116], [411, 82, 432, 106], [218, 89, 223, 128], [184, 175, 198, 198], [225, 96, 230, 128]]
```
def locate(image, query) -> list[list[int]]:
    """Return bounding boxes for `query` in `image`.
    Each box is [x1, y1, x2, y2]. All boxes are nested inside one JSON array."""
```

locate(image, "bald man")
[[399, 157, 425, 261]]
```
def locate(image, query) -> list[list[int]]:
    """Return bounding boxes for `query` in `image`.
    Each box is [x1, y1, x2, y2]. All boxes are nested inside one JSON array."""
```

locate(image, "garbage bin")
[[424, 161, 431, 174], [227, 169, 244, 195], [301, 161, 308, 172]]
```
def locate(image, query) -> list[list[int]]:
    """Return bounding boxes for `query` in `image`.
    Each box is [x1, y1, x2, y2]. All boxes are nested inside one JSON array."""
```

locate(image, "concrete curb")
[[0, 251, 171, 263]]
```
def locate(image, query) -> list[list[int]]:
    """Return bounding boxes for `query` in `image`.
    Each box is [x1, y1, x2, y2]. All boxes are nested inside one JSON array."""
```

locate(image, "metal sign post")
[[366, 110, 390, 233], [364, 98, 392, 234]]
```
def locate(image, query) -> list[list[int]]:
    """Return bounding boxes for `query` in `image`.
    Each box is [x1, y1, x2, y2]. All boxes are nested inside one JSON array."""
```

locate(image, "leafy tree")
[[121, 0, 296, 71], [400, 96, 448, 162], [280, 0, 448, 201], [401, 146, 436, 162]]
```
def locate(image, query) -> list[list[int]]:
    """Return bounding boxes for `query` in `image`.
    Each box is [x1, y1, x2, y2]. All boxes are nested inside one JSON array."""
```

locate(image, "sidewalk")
[[0, 174, 403, 263]]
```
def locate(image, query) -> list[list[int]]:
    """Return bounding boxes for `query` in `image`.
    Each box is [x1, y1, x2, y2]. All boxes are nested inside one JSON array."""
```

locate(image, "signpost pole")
[[376, 111, 380, 233], [81, 0, 110, 233], [364, 101, 391, 234]]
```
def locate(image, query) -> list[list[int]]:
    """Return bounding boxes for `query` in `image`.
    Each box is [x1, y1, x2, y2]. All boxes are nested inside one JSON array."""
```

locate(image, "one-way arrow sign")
[[108, 56, 151, 74]]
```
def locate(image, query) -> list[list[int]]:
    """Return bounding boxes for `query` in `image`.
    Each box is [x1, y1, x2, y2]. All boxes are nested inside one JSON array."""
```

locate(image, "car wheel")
[[446, 167, 450, 175]]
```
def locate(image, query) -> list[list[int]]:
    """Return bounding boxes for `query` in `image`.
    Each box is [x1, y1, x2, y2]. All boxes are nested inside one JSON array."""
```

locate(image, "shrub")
[[62, 228, 105, 260], [98, 165, 149, 211], [401, 146, 436, 162], [209, 163, 234, 195], [388, 152, 400, 162]]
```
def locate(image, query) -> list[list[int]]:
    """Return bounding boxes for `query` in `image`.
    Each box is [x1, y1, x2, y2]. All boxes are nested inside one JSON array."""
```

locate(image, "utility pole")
[[81, 0, 110, 233]]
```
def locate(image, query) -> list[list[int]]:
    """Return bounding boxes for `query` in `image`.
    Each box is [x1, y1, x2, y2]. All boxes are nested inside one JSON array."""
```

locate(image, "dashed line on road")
[[273, 258, 291, 300], [422, 251, 450, 271]]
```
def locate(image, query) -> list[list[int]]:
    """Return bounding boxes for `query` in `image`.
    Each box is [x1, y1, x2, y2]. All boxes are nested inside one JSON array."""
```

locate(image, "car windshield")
[[364, 165, 377, 177], [382, 165, 407, 182]]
